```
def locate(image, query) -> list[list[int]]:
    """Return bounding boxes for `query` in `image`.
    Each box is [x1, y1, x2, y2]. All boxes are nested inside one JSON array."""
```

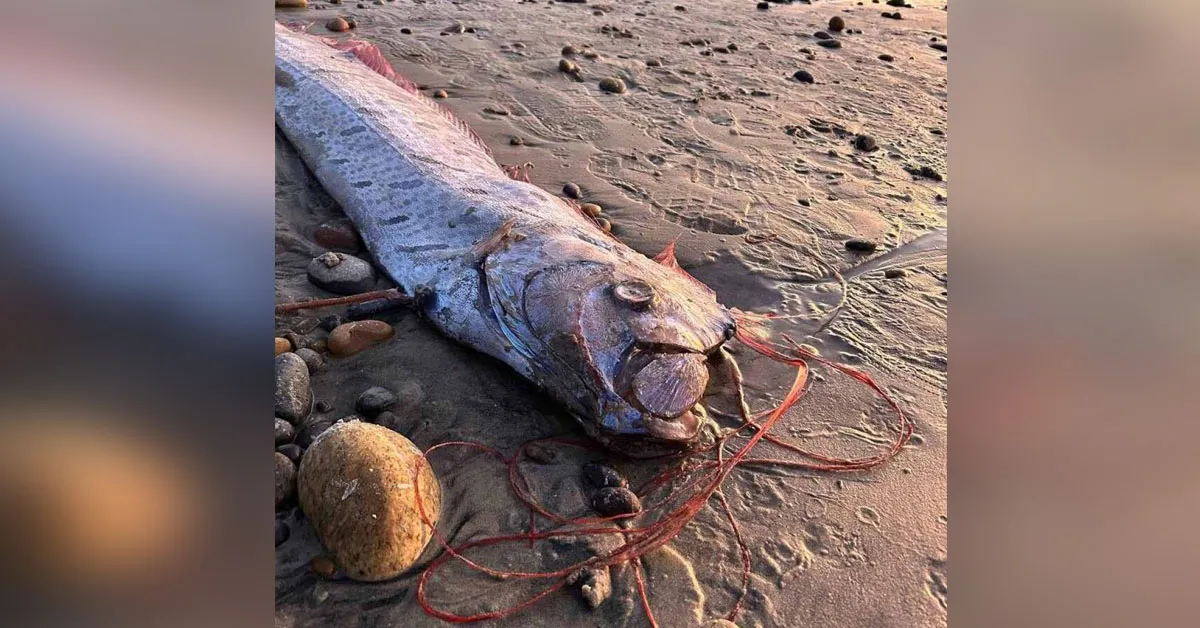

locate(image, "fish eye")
[[612, 280, 655, 310]]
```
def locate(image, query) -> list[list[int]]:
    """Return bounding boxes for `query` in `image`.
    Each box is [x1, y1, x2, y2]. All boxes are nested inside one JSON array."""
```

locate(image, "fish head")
[[518, 253, 736, 457]]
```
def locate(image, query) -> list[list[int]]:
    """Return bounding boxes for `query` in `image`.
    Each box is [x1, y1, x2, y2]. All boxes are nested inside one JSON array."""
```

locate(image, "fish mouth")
[[591, 349, 714, 451]]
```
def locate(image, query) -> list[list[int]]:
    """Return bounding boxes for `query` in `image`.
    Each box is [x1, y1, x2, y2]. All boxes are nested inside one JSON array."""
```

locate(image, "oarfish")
[[275, 23, 737, 457]]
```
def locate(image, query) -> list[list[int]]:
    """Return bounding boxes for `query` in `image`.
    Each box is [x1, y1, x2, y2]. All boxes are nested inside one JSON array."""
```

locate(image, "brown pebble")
[[326, 17, 350, 32], [645, 58, 662, 67], [885, 268, 907, 279], [563, 183, 582, 199], [311, 556, 337, 578], [579, 203, 602, 218], [314, 219, 363, 252], [598, 77, 626, 94], [845, 239, 878, 253], [299, 422, 441, 581], [829, 16, 846, 31], [275, 452, 297, 508], [562, 45, 579, 56], [275, 337, 292, 356], [818, 39, 842, 49], [582, 50, 599, 59], [433, 90, 448, 99], [327, 320, 395, 356], [558, 58, 579, 73], [276, 0, 308, 7], [591, 486, 641, 516], [596, 217, 612, 233]]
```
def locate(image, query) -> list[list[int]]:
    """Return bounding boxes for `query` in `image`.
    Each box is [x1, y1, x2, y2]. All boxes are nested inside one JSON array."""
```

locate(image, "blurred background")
[[0, 0, 1195, 626]]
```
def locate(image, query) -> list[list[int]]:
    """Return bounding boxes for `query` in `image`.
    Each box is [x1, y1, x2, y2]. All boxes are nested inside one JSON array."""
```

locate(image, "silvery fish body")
[[274, 23, 735, 455]]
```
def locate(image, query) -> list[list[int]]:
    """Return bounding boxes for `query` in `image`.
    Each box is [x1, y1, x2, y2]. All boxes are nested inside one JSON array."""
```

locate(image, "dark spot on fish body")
[[275, 66, 296, 87], [380, 214, 410, 225], [351, 180, 374, 188], [341, 125, 368, 137], [394, 179, 425, 190], [329, 158, 349, 165]]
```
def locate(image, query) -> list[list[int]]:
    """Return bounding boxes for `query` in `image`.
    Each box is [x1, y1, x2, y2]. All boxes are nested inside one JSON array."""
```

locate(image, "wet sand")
[[275, 1, 946, 626]]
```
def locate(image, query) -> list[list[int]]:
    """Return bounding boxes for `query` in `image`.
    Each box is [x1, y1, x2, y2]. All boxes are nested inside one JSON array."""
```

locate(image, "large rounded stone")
[[275, 452, 297, 508], [274, 353, 312, 422], [298, 422, 441, 581], [306, 252, 377, 296]]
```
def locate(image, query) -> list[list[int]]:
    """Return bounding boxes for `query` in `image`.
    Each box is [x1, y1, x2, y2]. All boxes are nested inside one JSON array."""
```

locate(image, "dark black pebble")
[[297, 415, 336, 448], [318, 314, 344, 332], [798, 198, 811, 207], [563, 183, 582, 199], [276, 519, 291, 547], [882, 11, 902, 19], [314, 400, 332, 413], [885, 269, 907, 279], [582, 462, 628, 489], [845, 238, 878, 253], [931, 42, 948, 52], [757, 1, 770, 9], [400, 27, 412, 34], [356, 386, 397, 418], [277, 443, 303, 466], [275, 417, 295, 446], [887, 0, 905, 5], [818, 39, 842, 49], [854, 134, 878, 152], [879, 53, 894, 62], [793, 69, 815, 83], [591, 486, 642, 516]]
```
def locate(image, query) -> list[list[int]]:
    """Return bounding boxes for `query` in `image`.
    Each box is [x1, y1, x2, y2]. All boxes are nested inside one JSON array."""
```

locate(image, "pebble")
[[598, 77, 626, 94], [576, 202, 600, 217], [315, 400, 332, 414], [297, 415, 337, 448], [562, 183, 582, 199], [277, 443, 304, 466], [845, 239, 878, 253], [883, 11, 902, 19], [813, 31, 832, 40], [275, 337, 291, 356], [562, 45, 579, 56], [930, 42, 948, 52], [356, 386, 397, 418], [306, 252, 376, 295], [274, 353, 312, 422], [298, 421, 441, 581], [887, 0, 906, 5], [582, 462, 628, 489], [276, 452, 297, 508], [276, 418, 296, 446], [907, 165, 944, 181], [311, 556, 337, 578], [756, 1, 770, 9], [276, 0, 308, 7], [318, 314, 344, 332], [793, 69, 815, 84], [483, 105, 510, 115], [818, 39, 842, 49], [509, 136, 524, 145], [885, 268, 907, 279], [596, 218, 612, 233], [879, 53, 895, 62], [590, 486, 642, 517], [276, 519, 291, 547], [400, 27, 411, 34], [568, 566, 612, 608], [326, 17, 351, 32], [433, 89, 448, 98], [313, 219, 363, 253], [327, 320, 395, 356], [295, 347, 325, 373], [558, 59, 579, 74], [829, 16, 846, 31], [854, 134, 878, 152], [582, 50, 600, 59], [442, 23, 465, 35]]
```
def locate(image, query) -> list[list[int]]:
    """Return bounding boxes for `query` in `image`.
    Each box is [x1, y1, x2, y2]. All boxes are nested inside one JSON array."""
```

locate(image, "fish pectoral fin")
[[471, 218, 520, 260]]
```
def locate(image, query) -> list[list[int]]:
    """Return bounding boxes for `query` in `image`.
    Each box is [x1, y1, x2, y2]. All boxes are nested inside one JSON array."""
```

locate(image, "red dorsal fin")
[[653, 237, 715, 294]]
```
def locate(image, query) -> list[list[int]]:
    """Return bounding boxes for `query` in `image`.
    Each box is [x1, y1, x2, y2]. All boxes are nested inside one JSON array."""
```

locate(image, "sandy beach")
[[274, 1, 947, 626]]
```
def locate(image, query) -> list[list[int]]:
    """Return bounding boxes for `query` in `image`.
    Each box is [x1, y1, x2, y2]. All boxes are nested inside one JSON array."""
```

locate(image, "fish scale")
[[275, 23, 735, 456]]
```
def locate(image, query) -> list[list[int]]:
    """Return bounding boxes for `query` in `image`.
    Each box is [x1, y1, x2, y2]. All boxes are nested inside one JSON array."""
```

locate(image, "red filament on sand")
[[411, 320, 912, 626]]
